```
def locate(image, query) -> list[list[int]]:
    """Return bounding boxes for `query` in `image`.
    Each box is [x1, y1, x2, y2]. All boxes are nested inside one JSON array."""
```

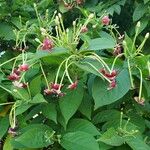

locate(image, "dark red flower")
[[19, 64, 29, 72], [81, 26, 88, 33], [102, 16, 110, 25], [68, 81, 78, 90], [44, 88, 54, 95], [51, 83, 62, 90], [113, 45, 123, 56], [8, 73, 20, 81], [107, 80, 116, 90], [13, 68, 20, 76], [42, 38, 54, 50], [8, 127, 17, 136]]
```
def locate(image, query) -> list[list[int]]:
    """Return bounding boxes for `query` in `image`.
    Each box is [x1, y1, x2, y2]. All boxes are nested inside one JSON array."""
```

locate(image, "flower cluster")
[[41, 38, 54, 51], [100, 68, 117, 90], [44, 81, 78, 97], [8, 64, 29, 88]]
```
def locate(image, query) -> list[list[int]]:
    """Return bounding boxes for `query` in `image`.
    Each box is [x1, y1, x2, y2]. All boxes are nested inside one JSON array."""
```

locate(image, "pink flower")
[[102, 16, 110, 25], [19, 64, 29, 72], [51, 83, 62, 90], [41, 38, 54, 50], [81, 26, 88, 33], [76, 0, 84, 5], [44, 88, 65, 97], [12, 81, 28, 88], [68, 81, 78, 90], [13, 68, 20, 76], [8, 73, 20, 81], [134, 97, 145, 105], [107, 80, 116, 90]]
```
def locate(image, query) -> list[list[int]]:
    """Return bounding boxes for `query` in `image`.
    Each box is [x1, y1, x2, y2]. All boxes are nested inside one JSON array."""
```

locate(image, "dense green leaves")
[[59, 83, 84, 124], [67, 119, 100, 136], [88, 38, 116, 50], [13, 124, 54, 148], [0, 116, 9, 139], [60, 131, 99, 150], [92, 69, 130, 109]]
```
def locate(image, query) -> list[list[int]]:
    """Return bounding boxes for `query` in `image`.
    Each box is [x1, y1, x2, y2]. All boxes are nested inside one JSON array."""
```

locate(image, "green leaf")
[[59, 83, 84, 124], [78, 93, 92, 120], [30, 75, 42, 96], [0, 23, 14, 40], [41, 103, 57, 123], [35, 47, 67, 59], [133, 4, 147, 21], [3, 135, 13, 150], [67, 119, 100, 136], [125, 135, 150, 150], [31, 94, 47, 104], [92, 69, 130, 109], [93, 110, 121, 124], [98, 128, 124, 146], [88, 37, 116, 50], [0, 116, 9, 139], [60, 131, 99, 150], [13, 124, 54, 148]]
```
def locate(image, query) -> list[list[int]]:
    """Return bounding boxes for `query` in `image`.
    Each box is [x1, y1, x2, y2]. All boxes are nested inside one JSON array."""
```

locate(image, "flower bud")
[[136, 21, 141, 28], [88, 13, 94, 19], [145, 32, 149, 39]]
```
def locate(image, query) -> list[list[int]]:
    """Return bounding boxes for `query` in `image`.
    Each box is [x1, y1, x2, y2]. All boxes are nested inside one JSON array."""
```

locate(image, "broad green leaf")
[[30, 75, 42, 96], [133, 4, 146, 21], [0, 116, 9, 139], [125, 135, 150, 150], [31, 93, 47, 104], [60, 131, 99, 150], [41, 103, 57, 123], [14, 124, 54, 148], [98, 128, 124, 146], [88, 37, 116, 50], [92, 110, 121, 124], [3, 135, 13, 150], [35, 47, 67, 59], [78, 93, 92, 120], [16, 102, 33, 116], [92, 69, 130, 109], [0, 23, 14, 40], [67, 119, 100, 136], [59, 83, 84, 124]]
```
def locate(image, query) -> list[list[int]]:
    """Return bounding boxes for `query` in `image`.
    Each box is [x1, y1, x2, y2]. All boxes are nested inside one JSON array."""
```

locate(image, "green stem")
[[82, 61, 111, 83], [127, 59, 134, 89], [111, 53, 124, 71], [0, 102, 15, 106], [40, 62, 49, 89], [136, 66, 143, 100], [55, 59, 66, 84], [0, 56, 20, 68], [0, 85, 12, 94]]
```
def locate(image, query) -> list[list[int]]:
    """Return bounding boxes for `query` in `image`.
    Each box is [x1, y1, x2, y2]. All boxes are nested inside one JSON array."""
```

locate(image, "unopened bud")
[[66, 28, 69, 33], [88, 13, 94, 19], [35, 38, 42, 44], [40, 28, 46, 34], [58, 13, 62, 18], [92, 25, 97, 28], [145, 32, 149, 39], [136, 21, 141, 28], [73, 21, 76, 26], [122, 40, 127, 46], [55, 16, 59, 24]]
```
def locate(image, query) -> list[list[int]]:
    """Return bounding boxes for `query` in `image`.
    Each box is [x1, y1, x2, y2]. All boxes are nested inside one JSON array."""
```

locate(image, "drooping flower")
[[51, 83, 62, 90], [19, 64, 29, 72], [12, 81, 28, 88], [8, 127, 18, 136], [134, 97, 145, 105], [102, 16, 110, 25], [8, 73, 20, 81], [68, 81, 78, 90], [107, 80, 116, 90], [41, 38, 54, 50], [81, 26, 88, 33]]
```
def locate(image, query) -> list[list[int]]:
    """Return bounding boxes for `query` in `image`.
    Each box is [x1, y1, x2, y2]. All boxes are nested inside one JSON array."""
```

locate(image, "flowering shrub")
[[0, 0, 150, 150]]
